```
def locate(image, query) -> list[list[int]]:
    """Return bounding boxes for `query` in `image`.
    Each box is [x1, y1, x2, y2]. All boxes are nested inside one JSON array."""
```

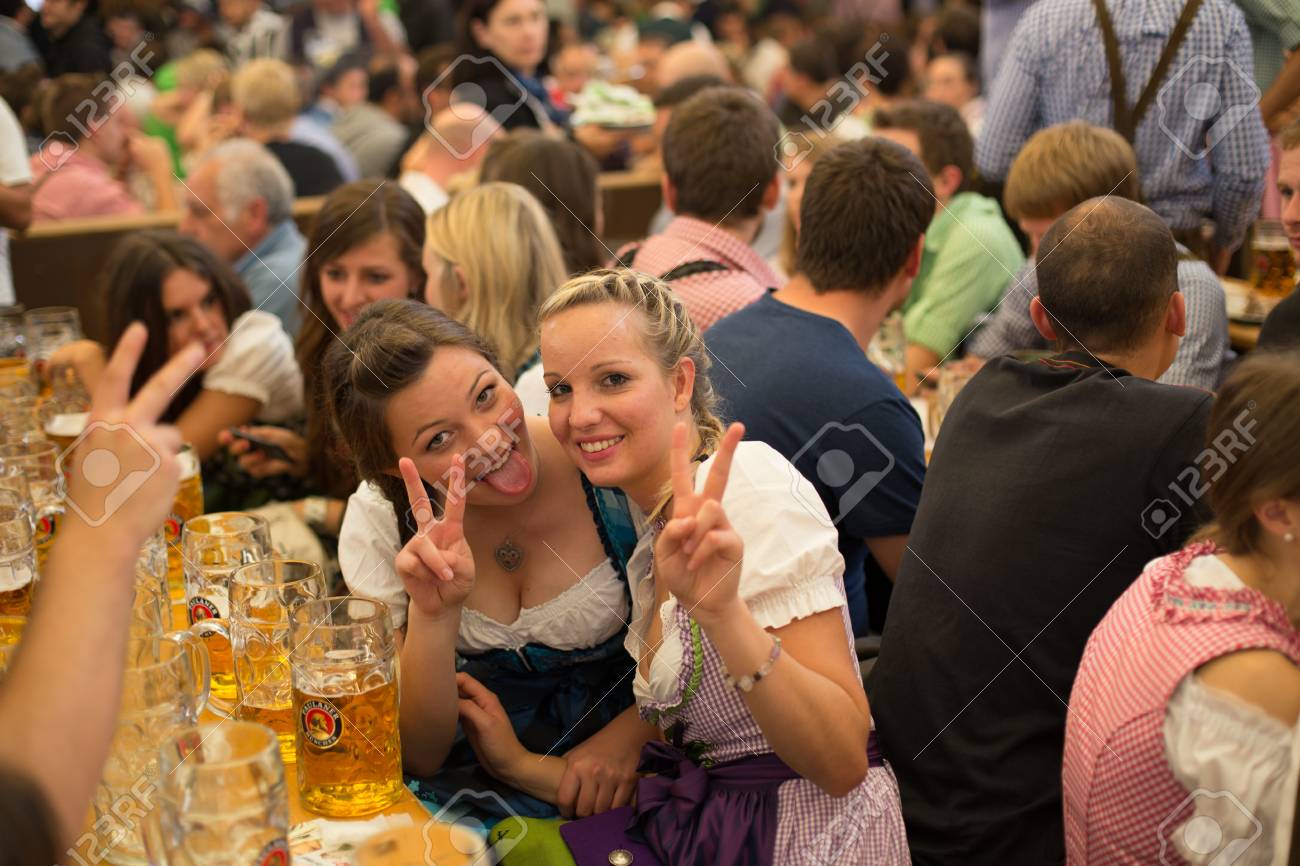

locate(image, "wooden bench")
[[11, 171, 663, 341]]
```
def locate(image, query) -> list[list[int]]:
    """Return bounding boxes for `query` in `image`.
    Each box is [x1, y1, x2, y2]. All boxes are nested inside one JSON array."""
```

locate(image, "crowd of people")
[[2, 0, 1300, 863]]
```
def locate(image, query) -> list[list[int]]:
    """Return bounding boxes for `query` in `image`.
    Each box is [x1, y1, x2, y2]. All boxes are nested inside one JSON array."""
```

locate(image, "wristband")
[[723, 634, 782, 693]]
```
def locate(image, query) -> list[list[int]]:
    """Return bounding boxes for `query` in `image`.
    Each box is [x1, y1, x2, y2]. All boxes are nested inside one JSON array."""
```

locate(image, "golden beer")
[[0, 615, 23, 676], [242, 700, 296, 760], [294, 679, 403, 817], [1251, 220, 1298, 298], [0, 581, 31, 616], [0, 357, 32, 388], [166, 447, 203, 600]]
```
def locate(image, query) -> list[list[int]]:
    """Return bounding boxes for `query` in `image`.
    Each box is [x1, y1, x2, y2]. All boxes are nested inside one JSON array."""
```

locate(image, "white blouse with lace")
[[1163, 555, 1295, 866], [623, 440, 847, 706]]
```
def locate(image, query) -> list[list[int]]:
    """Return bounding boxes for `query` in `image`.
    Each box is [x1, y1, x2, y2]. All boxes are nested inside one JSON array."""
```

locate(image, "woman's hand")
[[457, 672, 528, 783], [653, 422, 746, 623], [557, 708, 655, 817], [216, 425, 308, 477], [395, 456, 475, 621], [44, 339, 106, 393]]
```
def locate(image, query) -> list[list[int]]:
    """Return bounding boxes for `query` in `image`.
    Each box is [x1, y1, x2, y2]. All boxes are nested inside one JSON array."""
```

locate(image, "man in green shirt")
[[875, 100, 1023, 389]]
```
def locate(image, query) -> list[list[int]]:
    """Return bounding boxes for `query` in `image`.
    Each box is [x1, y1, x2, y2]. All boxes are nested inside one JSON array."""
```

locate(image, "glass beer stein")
[[23, 306, 82, 366], [145, 721, 290, 866], [181, 512, 270, 704], [0, 440, 63, 573], [95, 632, 210, 866], [189, 560, 327, 759], [291, 597, 403, 817], [0, 505, 36, 616], [136, 530, 172, 634], [0, 614, 24, 677], [165, 446, 203, 600]]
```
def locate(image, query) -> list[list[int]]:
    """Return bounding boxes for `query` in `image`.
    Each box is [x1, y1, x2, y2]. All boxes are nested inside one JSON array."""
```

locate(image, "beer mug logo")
[[164, 514, 182, 542], [300, 699, 343, 749], [189, 596, 220, 622], [256, 838, 289, 866], [35, 515, 56, 547]]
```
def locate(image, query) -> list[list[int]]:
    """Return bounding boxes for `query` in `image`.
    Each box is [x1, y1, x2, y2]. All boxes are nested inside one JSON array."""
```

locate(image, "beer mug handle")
[[141, 806, 174, 866], [176, 622, 224, 717]]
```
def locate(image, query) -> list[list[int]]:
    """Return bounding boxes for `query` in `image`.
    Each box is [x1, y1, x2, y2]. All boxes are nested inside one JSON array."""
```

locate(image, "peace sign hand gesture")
[[393, 456, 476, 621], [653, 422, 746, 621]]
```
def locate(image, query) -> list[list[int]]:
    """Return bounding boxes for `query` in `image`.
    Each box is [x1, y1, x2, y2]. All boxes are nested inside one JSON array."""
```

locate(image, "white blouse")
[[1163, 555, 1295, 866], [202, 310, 303, 424], [625, 440, 847, 706], [338, 481, 628, 655]]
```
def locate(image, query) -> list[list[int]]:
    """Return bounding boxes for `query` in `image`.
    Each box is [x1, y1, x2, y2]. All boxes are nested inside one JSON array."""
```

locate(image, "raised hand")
[[653, 422, 746, 620], [393, 456, 475, 621]]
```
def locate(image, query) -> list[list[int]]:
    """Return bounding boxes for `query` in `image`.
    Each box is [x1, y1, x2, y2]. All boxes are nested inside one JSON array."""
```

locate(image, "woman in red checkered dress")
[[1062, 351, 1300, 866]]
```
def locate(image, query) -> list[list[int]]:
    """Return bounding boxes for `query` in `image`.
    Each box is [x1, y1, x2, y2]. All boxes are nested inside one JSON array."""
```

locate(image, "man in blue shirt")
[[976, 0, 1269, 273], [705, 137, 932, 635], [180, 138, 308, 337]]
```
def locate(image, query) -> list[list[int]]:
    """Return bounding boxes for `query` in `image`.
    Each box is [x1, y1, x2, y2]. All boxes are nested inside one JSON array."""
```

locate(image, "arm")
[[557, 705, 659, 816], [0, 326, 203, 846], [1260, 47, 1300, 133], [0, 183, 31, 232], [45, 340, 107, 393], [217, 425, 309, 477], [127, 132, 178, 212], [176, 389, 262, 460], [973, 19, 1041, 182], [965, 263, 1043, 361], [455, 672, 569, 802], [904, 344, 942, 391], [864, 534, 908, 581], [357, 0, 403, 57], [1208, 13, 1272, 255]]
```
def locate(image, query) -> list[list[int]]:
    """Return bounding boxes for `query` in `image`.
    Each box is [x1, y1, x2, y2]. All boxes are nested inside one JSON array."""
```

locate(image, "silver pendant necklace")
[[495, 536, 524, 572]]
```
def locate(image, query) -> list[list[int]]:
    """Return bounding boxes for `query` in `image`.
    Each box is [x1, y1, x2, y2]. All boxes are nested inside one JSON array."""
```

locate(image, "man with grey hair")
[[180, 138, 307, 337]]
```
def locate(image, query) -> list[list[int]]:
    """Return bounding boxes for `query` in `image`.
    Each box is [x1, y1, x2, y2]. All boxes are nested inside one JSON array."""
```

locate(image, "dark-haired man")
[[614, 86, 782, 330], [29, 0, 110, 75], [868, 196, 1214, 865], [706, 136, 932, 637], [873, 99, 1022, 388]]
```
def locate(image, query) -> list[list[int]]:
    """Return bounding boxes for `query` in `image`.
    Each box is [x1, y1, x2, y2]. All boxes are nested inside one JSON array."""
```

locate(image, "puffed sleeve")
[[202, 311, 304, 424], [339, 481, 409, 628], [703, 441, 848, 631]]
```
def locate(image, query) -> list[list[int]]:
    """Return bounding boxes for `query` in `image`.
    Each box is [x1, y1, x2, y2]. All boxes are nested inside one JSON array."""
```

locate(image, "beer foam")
[[45, 412, 89, 437], [178, 447, 200, 480]]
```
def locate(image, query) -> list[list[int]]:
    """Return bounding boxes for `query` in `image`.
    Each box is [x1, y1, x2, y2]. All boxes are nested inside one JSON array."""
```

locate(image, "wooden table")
[[1229, 320, 1261, 351]]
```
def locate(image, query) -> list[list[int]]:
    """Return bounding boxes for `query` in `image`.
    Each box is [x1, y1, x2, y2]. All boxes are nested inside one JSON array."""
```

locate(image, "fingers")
[[655, 515, 695, 561], [442, 454, 467, 529], [556, 766, 580, 818], [686, 528, 742, 573], [127, 339, 206, 424], [701, 422, 744, 502], [575, 776, 598, 818], [455, 672, 498, 709], [411, 535, 454, 581], [395, 547, 442, 587], [668, 422, 693, 504], [680, 499, 725, 555], [399, 458, 434, 530], [612, 777, 637, 810], [95, 322, 148, 411], [457, 697, 491, 730]]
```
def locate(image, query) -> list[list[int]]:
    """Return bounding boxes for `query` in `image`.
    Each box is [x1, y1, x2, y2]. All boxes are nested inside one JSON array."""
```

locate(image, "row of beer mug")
[[94, 589, 402, 866]]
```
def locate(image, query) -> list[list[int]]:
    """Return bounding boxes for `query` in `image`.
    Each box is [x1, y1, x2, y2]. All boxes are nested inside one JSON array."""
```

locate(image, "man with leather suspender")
[[976, 0, 1270, 275]]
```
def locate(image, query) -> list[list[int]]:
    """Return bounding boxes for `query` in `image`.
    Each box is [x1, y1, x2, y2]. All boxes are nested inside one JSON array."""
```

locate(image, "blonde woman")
[[423, 181, 567, 415], [458, 269, 910, 864]]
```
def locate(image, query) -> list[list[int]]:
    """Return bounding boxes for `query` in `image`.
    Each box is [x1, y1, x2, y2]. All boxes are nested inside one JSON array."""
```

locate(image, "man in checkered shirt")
[[613, 86, 782, 331], [976, 0, 1270, 274]]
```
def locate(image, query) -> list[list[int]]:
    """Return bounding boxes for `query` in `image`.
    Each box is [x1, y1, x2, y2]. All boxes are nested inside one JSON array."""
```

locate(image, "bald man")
[[398, 105, 503, 213], [655, 40, 733, 92]]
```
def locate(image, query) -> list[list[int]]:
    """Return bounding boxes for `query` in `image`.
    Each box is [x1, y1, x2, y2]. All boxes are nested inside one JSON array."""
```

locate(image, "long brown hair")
[[296, 180, 426, 498], [102, 230, 251, 421], [322, 299, 500, 523], [479, 131, 604, 274], [1197, 350, 1300, 556]]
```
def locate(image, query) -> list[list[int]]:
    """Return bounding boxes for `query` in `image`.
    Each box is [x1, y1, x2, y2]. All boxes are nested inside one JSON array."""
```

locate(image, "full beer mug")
[[94, 632, 210, 866], [189, 560, 327, 759], [181, 512, 270, 704], [0, 614, 24, 677], [0, 440, 63, 572], [0, 504, 36, 616], [144, 721, 290, 866], [291, 597, 403, 817]]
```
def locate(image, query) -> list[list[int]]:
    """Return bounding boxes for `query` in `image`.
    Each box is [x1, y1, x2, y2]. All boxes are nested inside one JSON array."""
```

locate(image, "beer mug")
[[0, 505, 36, 616], [0, 440, 63, 572], [39, 397, 90, 454], [189, 560, 327, 759], [0, 394, 42, 443], [0, 304, 23, 359], [868, 313, 908, 393], [291, 597, 403, 817], [181, 512, 271, 703], [1251, 220, 1298, 298], [164, 446, 203, 600], [136, 530, 172, 633], [0, 614, 24, 677], [929, 365, 976, 439], [0, 357, 33, 396], [23, 306, 82, 364], [95, 632, 210, 866], [144, 721, 290, 866]]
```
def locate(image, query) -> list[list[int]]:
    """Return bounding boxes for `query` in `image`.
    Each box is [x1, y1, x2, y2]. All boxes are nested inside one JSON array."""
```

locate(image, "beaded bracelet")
[[723, 635, 782, 692]]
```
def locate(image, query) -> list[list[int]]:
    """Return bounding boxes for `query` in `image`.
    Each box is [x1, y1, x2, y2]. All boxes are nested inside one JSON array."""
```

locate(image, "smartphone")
[[227, 428, 293, 464]]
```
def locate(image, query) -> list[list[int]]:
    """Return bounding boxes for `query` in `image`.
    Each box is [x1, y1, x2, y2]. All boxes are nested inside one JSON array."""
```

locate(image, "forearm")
[[398, 607, 463, 776], [501, 752, 568, 804], [696, 601, 869, 797], [147, 164, 177, 212], [1260, 46, 1300, 132], [361, 13, 399, 56], [0, 184, 32, 232], [0, 523, 139, 846]]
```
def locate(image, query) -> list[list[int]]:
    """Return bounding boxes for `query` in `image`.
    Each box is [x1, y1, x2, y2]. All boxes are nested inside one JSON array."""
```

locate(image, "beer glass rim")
[[125, 633, 196, 675], [23, 306, 81, 323], [160, 720, 280, 772], [231, 559, 323, 589], [291, 596, 391, 631], [183, 511, 270, 538]]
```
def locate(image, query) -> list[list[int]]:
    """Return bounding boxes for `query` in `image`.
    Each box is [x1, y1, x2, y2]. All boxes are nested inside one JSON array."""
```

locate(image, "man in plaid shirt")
[[976, 0, 1269, 273], [613, 86, 782, 331]]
